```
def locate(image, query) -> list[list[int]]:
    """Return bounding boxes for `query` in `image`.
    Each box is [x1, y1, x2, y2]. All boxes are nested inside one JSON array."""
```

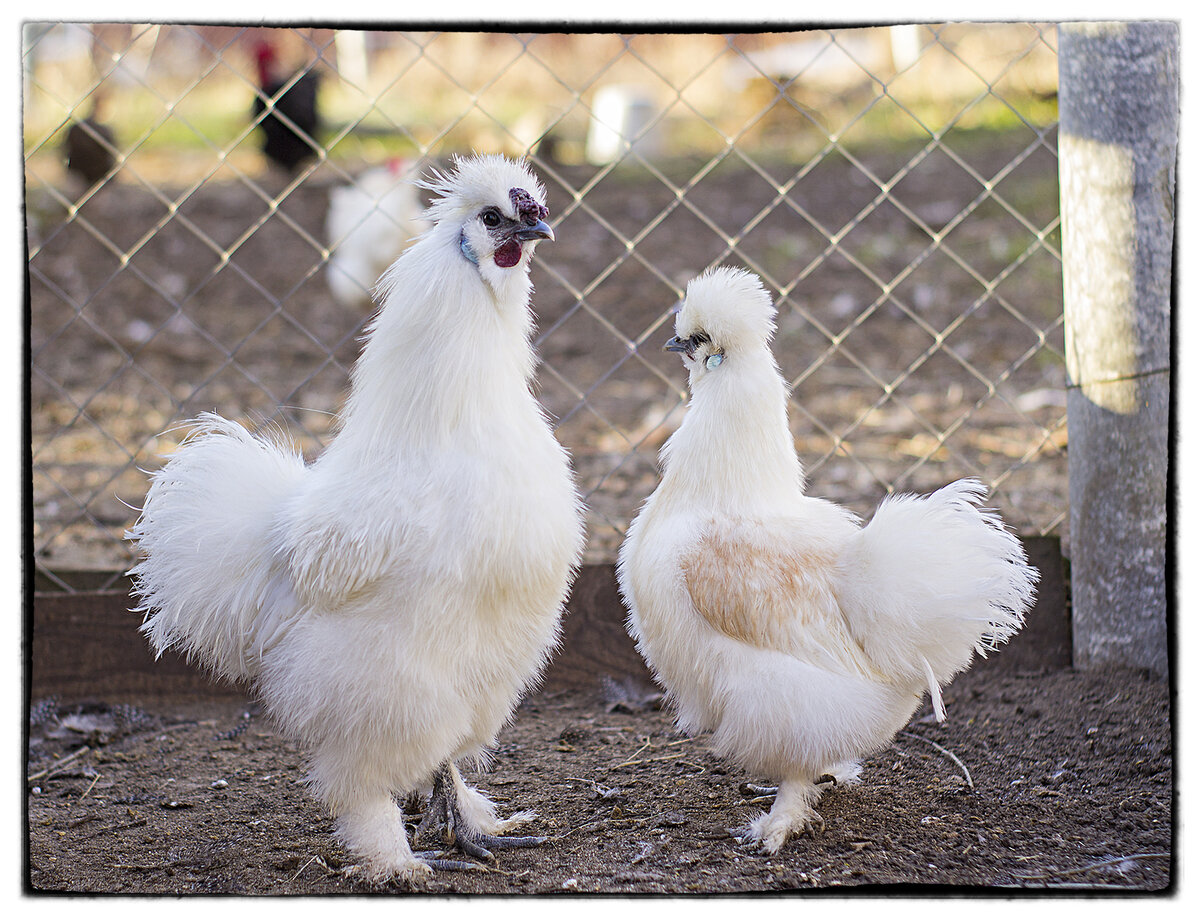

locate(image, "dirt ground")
[[26, 661, 1172, 896]]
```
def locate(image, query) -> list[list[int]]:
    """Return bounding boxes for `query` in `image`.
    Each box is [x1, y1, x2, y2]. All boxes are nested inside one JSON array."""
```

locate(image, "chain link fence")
[[24, 23, 1066, 593]]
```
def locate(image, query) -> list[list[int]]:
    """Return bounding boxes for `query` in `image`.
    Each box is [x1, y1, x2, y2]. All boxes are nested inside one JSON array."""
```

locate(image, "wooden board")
[[28, 539, 1069, 703]]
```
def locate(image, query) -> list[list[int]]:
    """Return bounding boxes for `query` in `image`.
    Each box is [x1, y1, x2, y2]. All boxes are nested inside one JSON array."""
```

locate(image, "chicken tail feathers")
[[837, 479, 1038, 712], [125, 413, 307, 684], [919, 655, 947, 722]]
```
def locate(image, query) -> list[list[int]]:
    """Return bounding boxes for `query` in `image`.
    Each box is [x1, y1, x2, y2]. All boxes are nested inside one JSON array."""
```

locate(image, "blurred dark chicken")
[[252, 40, 320, 173], [64, 102, 116, 189]]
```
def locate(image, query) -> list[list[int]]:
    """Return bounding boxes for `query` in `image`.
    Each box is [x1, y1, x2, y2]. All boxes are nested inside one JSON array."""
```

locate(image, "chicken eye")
[[480, 208, 503, 229]]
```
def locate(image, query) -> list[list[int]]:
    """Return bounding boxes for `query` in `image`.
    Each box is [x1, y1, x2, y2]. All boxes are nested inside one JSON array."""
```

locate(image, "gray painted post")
[[1058, 22, 1176, 677]]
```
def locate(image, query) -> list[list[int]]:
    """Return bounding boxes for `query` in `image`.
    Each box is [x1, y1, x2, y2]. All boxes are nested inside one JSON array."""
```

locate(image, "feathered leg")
[[739, 775, 826, 854], [334, 795, 432, 882], [415, 762, 544, 861]]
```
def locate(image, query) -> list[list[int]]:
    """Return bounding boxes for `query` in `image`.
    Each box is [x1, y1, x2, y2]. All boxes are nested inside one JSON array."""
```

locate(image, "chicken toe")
[[415, 762, 546, 863]]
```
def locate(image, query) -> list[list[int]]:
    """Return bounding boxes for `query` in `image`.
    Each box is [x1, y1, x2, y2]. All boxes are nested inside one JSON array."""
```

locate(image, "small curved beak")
[[515, 219, 554, 243], [663, 335, 693, 355]]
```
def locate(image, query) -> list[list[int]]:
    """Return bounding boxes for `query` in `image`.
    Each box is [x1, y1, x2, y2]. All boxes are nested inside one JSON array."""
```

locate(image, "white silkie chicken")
[[326, 157, 429, 308], [618, 267, 1037, 853], [127, 155, 584, 881]]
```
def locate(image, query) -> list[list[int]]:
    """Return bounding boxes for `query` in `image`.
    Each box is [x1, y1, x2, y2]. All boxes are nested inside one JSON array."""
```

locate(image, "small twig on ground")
[[161, 721, 200, 731], [83, 817, 148, 839], [626, 737, 653, 760], [899, 731, 973, 789], [564, 776, 621, 798], [106, 817, 149, 834], [1013, 853, 1171, 881], [613, 751, 687, 770], [483, 865, 532, 879], [546, 824, 592, 843], [289, 854, 331, 882], [1027, 882, 1147, 891], [28, 746, 91, 782], [608, 734, 694, 770], [694, 829, 735, 841], [81, 771, 102, 798]]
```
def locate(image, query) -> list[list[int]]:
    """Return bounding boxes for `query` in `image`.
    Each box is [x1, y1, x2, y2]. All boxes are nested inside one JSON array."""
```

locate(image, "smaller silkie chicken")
[[128, 155, 583, 881], [326, 158, 429, 308], [618, 267, 1037, 853]]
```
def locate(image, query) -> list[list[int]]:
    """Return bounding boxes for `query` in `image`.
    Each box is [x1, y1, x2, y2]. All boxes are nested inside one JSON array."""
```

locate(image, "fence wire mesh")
[[24, 23, 1066, 592]]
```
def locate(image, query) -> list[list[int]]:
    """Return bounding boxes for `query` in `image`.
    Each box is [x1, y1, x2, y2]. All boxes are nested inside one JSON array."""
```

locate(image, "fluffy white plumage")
[[127, 155, 584, 880], [617, 266, 1037, 853], [325, 157, 429, 307]]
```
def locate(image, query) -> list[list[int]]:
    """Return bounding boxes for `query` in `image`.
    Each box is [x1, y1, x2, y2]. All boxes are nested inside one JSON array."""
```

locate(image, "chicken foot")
[[734, 763, 864, 853], [415, 762, 546, 863], [737, 776, 826, 853]]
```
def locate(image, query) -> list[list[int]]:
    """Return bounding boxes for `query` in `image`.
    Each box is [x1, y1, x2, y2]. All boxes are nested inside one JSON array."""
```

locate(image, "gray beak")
[[663, 335, 693, 355], [515, 219, 554, 243]]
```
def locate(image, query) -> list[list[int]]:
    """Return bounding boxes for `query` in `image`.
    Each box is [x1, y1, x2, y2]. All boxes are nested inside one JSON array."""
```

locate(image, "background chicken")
[[618, 266, 1037, 853], [251, 39, 320, 173], [63, 97, 115, 189], [326, 158, 430, 308], [127, 155, 584, 880]]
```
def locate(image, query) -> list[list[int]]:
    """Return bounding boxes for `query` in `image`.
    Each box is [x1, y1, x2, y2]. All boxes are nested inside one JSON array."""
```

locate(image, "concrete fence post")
[[1058, 22, 1177, 677]]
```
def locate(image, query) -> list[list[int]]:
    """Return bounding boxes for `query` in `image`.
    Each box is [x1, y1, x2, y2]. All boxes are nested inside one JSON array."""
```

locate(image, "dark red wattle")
[[494, 239, 522, 268]]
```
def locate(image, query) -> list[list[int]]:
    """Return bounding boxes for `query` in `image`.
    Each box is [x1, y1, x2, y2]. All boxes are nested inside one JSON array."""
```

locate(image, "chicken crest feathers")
[[418, 154, 547, 227], [677, 266, 777, 353]]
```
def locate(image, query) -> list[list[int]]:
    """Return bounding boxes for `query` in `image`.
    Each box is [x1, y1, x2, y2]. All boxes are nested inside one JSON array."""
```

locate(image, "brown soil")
[[26, 662, 1172, 895]]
